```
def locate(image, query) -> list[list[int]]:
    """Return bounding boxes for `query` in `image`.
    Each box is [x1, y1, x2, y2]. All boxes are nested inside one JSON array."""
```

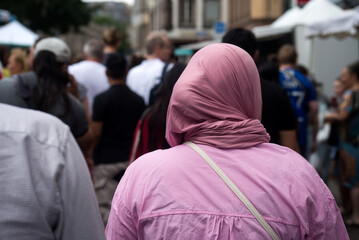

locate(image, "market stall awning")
[[252, 0, 344, 39], [0, 20, 38, 47], [306, 7, 359, 38]]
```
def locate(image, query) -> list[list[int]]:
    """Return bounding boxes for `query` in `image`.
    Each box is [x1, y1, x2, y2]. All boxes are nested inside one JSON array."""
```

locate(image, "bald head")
[[145, 32, 172, 62]]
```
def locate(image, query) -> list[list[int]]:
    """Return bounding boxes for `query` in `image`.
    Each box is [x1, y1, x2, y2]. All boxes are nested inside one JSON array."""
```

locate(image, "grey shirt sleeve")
[[77, 82, 88, 101], [68, 94, 89, 138], [55, 130, 105, 240]]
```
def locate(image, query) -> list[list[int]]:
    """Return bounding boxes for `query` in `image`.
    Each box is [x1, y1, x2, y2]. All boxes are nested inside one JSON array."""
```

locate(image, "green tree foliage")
[[1, 0, 91, 34]]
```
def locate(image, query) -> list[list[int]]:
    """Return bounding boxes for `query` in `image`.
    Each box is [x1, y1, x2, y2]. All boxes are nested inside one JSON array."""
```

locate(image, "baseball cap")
[[34, 37, 71, 63]]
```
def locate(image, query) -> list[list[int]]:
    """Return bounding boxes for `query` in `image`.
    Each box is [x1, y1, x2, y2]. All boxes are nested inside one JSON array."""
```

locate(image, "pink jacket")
[[106, 143, 348, 239], [106, 44, 347, 239]]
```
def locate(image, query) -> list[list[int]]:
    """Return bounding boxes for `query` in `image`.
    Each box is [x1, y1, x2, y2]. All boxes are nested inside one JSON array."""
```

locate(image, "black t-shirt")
[[92, 84, 145, 165], [261, 79, 297, 144]]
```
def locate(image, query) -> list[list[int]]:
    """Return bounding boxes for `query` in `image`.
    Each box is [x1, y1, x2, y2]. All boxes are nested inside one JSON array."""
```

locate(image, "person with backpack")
[[126, 32, 173, 106], [129, 63, 186, 163]]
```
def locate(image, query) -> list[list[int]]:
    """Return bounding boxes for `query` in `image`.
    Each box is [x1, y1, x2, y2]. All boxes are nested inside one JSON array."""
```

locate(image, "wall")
[[312, 36, 359, 98], [295, 26, 359, 97], [251, 0, 283, 19]]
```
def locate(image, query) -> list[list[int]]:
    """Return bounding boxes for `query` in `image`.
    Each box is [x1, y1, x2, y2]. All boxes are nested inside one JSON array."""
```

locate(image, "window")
[[179, 0, 195, 28], [204, 0, 219, 28]]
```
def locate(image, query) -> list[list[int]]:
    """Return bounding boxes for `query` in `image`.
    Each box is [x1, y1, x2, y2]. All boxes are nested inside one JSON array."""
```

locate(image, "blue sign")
[[214, 21, 226, 34], [196, 31, 208, 39]]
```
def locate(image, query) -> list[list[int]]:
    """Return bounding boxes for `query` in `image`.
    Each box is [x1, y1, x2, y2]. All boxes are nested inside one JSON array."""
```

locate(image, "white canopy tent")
[[0, 20, 38, 47], [290, 0, 343, 26], [252, 7, 301, 39], [306, 7, 359, 38], [271, 6, 303, 28], [252, 0, 353, 97], [252, 25, 292, 39], [252, 0, 344, 40], [303, 6, 359, 97]]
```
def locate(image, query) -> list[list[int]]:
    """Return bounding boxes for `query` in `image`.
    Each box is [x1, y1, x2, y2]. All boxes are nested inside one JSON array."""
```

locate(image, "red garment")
[[129, 112, 167, 163]]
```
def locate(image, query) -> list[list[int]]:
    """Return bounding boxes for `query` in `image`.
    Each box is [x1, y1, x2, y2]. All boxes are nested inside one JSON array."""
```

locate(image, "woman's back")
[[106, 43, 348, 239], [107, 143, 346, 239]]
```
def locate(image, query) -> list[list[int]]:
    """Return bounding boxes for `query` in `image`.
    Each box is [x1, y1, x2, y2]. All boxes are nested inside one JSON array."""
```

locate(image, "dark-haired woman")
[[32, 38, 92, 148], [129, 63, 186, 163], [325, 61, 359, 226], [0, 38, 93, 172]]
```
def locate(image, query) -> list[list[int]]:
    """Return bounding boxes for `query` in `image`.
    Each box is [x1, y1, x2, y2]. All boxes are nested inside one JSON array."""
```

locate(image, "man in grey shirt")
[[0, 103, 106, 240]]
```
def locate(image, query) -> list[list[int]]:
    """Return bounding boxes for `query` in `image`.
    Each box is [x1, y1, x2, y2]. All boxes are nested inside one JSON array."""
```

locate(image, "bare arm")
[[77, 97, 94, 176], [82, 97, 91, 124], [91, 121, 103, 147], [309, 100, 319, 152], [325, 94, 351, 123], [324, 111, 349, 122], [76, 129, 94, 175], [279, 130, 300, 153]]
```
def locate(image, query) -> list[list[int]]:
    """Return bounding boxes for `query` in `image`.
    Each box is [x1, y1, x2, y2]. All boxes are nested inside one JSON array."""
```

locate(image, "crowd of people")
[[0, 26, 357, 239]]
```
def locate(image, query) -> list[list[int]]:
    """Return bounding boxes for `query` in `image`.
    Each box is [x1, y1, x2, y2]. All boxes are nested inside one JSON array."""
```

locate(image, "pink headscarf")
[[166, 43, 270, 149]]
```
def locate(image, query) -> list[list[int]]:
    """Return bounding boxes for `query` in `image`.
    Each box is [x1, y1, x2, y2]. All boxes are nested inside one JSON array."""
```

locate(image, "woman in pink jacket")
[[106, 44, 348, 239]]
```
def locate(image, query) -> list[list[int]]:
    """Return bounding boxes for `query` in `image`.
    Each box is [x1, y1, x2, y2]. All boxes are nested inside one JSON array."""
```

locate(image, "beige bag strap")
[[184, 141, 280, 240]]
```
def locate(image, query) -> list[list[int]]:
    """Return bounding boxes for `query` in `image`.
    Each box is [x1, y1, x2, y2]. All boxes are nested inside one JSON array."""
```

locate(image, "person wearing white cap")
[[0, 37, 92, 152]]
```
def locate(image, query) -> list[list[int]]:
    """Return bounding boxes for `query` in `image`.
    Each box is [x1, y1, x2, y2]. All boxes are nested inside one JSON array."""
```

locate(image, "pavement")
[[327, 180, 359, 239]]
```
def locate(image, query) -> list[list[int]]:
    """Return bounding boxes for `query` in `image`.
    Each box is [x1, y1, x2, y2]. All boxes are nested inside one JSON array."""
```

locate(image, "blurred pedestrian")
[[258, 61, 280, 84], [0, 37, 92, 158], [0, 46, 10, 79], [316, 77, 344, 184], [295, 64, 320, 155], [102, 28, 121, 66], [92, 53, 145, 224], [7, 48, 29, 75], [278, 44, 319, 158], [223, 28, 299, 152], [0, 103, 106, 240], [129, 63, 186, 163], [126, 32, 173, 105], [106, 43, 348, 239], [128, 53, 145, 69], [27, 36, 47, 71], [324, 61, 359, 226], [68, 39, 109, 116]]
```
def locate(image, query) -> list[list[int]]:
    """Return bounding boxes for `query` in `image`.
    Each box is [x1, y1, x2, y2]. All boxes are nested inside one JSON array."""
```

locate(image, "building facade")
[[130, 0, 285, 52]]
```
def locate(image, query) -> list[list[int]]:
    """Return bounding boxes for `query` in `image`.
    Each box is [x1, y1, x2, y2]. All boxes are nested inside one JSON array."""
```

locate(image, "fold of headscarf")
[[165, 43, 270, 149]]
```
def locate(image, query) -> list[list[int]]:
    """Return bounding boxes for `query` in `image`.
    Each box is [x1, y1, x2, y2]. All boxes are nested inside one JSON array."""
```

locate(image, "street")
[[328, 180, 359, 239]]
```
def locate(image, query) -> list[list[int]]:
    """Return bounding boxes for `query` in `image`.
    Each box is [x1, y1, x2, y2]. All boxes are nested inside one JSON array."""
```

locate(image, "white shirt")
[[126, 58, 171, 105], [68, 60, 109, 114], [0, 103, 106, 240]]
